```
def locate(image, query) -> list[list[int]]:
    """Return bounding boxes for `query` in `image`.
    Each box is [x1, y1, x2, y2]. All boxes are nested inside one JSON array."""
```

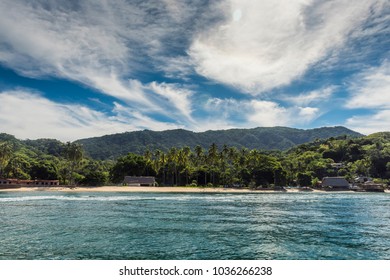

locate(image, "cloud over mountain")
[[0, 0, 388, 140]]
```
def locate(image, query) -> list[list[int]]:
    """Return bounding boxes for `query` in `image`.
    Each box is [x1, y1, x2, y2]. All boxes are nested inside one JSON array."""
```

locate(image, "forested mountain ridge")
[[75, 126, 363, 160]]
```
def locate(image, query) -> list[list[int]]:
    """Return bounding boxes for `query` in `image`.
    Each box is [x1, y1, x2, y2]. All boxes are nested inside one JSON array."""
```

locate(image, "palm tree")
[[178, 146, 192, 185], [64, 142, 84, 185], [207, 143, 219, 185], [167, 147, 178, 185], [152, 149, 163, 176], [159, 152, 168, 185], [144, 149, 153, 176], [194, 145, 204, 164], [194, 145, 204, 185]]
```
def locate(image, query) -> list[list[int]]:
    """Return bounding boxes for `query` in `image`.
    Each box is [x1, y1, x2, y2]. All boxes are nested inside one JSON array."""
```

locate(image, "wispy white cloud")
[[203, 98, 319, 128], [0, 0, 202, 117], [0, 90, 181, 141], [189, 0, 386, 93], [0, 0, 219, 130], [282, 86, 336, 106], [346, 110, 390, 135], [112, 102, 183, 132], [297, 107, 320, 121], [344, 59, 390, 134], [0, 1, 128, 77], [148, 82, 194, 121], [249, 101, 319, 127], [346, 60, 390, 109], [313, 1, 389, 72], [0, 0, 215, 80], [248, 100, 290, 127]]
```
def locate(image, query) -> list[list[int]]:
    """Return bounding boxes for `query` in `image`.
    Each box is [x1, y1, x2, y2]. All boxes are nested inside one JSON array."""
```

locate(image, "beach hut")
[[321, 177, 350, 190], [0, 179, 60, 187], [123, 176, 156, 186]]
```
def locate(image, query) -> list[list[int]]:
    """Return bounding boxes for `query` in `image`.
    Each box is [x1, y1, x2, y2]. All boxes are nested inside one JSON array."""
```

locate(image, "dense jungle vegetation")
[[1, 131, 389, 187]]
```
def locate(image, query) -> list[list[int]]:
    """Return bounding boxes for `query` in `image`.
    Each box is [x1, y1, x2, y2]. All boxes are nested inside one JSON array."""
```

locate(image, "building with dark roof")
[[321, 177, 350, 190], [0, 178, 60, 187], [123, 176, 156, 186]]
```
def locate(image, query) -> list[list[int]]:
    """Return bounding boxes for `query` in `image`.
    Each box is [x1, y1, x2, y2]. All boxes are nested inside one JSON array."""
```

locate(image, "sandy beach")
[[0, 186, 390, 193], [0, 185, 331, 193]]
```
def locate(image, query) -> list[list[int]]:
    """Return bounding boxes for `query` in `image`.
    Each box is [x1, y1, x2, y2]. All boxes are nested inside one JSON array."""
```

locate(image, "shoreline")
[[1, 186, 388, 193], [0, 186, 287, 193], [0, 186, 334, 193]]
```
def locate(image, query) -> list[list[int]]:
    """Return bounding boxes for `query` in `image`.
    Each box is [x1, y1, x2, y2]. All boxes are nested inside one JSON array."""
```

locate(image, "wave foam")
[[0, 195, 158, 202]]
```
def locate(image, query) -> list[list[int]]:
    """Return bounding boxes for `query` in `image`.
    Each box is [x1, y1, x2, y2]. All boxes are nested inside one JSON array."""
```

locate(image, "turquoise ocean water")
[[0, 192, 389, 260]]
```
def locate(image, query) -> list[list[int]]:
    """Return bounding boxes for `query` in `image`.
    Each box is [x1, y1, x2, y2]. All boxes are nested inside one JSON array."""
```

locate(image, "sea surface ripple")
[[0, 192, 389, 260]]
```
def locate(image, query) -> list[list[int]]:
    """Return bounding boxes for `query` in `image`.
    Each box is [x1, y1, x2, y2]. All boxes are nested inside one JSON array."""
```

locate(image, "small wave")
[[154, 195, 236, 202], [0, 195, 157, 202], [0, 195, 229, 203], [0, 194, 250, 203]]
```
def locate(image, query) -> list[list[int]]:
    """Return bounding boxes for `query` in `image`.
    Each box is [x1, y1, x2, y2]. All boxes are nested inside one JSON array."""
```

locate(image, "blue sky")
[[0, 0, 389, 141]]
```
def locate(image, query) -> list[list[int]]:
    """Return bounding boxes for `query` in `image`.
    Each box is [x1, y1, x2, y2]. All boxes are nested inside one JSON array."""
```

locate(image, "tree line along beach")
[[0, 129, 389, 192]]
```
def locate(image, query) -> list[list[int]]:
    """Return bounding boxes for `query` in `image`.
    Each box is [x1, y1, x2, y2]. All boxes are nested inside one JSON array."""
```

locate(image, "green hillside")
[[76, 126, 363, 160]]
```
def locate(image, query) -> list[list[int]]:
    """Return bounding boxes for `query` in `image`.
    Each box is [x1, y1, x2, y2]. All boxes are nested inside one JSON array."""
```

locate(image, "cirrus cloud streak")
[[0, 90, 181, 141]]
